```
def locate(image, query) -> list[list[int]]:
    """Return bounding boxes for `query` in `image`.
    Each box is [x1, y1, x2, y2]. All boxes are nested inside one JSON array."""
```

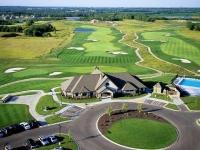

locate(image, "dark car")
[[0, 128, 7, 138], [11, 124, 25, 133], [29, 121, 40, 129], [26, 139, 39, 149], [2, 95, 13, 103]]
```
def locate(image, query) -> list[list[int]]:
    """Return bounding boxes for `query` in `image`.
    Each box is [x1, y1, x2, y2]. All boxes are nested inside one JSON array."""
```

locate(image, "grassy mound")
[[105, 118, 177, 149], [36, 95, 65, 115]]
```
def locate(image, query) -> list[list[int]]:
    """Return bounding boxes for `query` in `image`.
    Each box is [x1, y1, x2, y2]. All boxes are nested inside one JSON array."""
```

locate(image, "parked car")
[[38, 136, 49, 146], [54, 147, 64, 150], [11, 124, 25, 133], [20, 122, 31, 130], [26, 139, 39, 149], [4, 144, 12, 150], [48, 135, 58, 144], [2, 95, 14, 103], [5, 126, 16, 136], [29, 120, 40, 129], [0, 128, 7, 138]]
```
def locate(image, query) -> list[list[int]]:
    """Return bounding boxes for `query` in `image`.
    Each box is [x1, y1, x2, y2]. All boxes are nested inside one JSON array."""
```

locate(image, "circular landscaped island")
[[98, 110, 178, 149]]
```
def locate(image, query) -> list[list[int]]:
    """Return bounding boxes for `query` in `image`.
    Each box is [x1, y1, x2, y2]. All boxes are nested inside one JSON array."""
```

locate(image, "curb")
[[95, 109, 179, 150]]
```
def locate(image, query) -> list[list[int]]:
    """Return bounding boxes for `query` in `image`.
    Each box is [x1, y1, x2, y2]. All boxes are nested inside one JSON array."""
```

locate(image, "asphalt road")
[[1, 102, 200, 150]]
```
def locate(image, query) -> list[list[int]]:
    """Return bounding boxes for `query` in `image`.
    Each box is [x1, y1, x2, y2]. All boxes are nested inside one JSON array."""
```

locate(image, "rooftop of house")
[[61, 68, 146, 93]]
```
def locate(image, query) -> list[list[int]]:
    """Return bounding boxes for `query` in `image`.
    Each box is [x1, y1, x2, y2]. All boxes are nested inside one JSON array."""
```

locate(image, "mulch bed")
[[98, 110, 168, 134]]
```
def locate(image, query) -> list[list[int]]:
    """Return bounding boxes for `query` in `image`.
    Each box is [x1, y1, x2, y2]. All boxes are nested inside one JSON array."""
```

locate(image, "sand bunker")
[[68, 47, 85, 51], [49, 72, 63, 76], [197, 70, 200, 73], [4, 67, 25, 73], [86, 39, 98, 42], [172, 58, 191, 64], [107, 51, 128, 55]]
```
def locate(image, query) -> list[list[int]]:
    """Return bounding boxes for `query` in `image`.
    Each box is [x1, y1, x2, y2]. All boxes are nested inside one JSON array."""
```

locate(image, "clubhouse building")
[[61, 67, 147, 99]]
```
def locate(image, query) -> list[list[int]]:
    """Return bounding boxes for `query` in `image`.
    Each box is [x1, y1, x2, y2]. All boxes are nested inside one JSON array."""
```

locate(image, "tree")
[[121, 103, 129, 118], [106, 105, 113, 122], [26, 20, 34, 26], [137, 103, 143, 113], [67, 130, 73, 142]]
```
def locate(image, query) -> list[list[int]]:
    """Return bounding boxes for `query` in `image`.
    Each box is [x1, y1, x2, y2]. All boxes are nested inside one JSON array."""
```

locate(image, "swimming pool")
[[174, 77, 200, 96], [179, 78, 200, 88]]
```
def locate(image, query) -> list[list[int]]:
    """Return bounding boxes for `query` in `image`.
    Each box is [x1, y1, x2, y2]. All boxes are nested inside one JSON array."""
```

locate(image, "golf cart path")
[[0, 77, 72, 88]]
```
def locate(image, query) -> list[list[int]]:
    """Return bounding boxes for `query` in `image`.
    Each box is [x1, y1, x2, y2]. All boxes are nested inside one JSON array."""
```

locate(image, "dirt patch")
[[98, 110, 168, 134]]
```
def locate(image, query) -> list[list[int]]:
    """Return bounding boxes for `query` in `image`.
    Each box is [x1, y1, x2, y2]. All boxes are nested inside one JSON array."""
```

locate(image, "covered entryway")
[[101, 90, 113, 99]]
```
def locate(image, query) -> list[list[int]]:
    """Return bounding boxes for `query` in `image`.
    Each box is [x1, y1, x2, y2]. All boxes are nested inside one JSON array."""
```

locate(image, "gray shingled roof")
[[106, 72, 146, 89], [71, 74, 101, 93], [122, 82, 137, 91]]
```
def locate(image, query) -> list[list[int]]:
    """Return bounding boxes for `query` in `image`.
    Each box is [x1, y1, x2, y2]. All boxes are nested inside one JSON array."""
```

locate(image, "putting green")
[[105, 118, 177, 149], [141, 32, 200, 66]]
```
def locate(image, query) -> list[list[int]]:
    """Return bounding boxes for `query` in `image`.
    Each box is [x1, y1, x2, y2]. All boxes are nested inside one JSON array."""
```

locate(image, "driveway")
[[8, 91, 46, 122]]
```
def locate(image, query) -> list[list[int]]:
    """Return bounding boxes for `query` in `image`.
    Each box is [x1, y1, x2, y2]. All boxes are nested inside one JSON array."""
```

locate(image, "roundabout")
[[69, 102, 200, 150], [98, 110, 178, 149]]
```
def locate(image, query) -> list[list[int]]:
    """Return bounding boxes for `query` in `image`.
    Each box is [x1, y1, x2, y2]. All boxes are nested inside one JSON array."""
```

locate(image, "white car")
[[20, 122, 31, 130], [48, 135, 58, 143], [38, 136, 49, 146]]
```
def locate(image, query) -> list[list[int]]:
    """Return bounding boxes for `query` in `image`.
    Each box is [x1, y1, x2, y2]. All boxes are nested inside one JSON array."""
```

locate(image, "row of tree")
[[187, 22, 200, 31], [0, 20, 15, 25], [24, 23, 56, 37], [0, 25, 23, 32]]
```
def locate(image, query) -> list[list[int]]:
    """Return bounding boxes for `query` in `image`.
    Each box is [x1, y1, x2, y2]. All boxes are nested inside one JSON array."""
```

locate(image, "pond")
[[74, 28, 96, 33]]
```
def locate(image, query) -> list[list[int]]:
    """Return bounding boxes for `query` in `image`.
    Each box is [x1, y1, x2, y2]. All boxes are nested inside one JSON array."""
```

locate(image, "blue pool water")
[[179, 78, 200, 88]]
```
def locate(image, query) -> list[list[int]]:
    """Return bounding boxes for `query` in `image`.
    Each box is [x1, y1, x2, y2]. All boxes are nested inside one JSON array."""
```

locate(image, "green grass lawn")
[[46, 114, 68, 124], [151, 93, 171, 101], [0, 104, 34, 128], [36, 95, 66, 115], [105, 118, 177, 149], [182, 96, 200, 110], [37, 134, 77, 150], [165, 104, 179, 110], [0, 80, 65, 95]]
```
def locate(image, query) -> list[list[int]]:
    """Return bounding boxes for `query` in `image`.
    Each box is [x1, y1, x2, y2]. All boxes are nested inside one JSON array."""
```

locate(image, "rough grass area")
[[0, 80, 65, 95], [182, 96, 200, 110], [151, 93, 171, 101], [36, 95, 65, 115], [0, 104, 33, 128], [165, 104, 179, 110], [0, 20, 73, 59], [46, 114, 68, 124], [144, 74, 176, 85], [37, 134, 77, 150], [105, 118, 177, 149]]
